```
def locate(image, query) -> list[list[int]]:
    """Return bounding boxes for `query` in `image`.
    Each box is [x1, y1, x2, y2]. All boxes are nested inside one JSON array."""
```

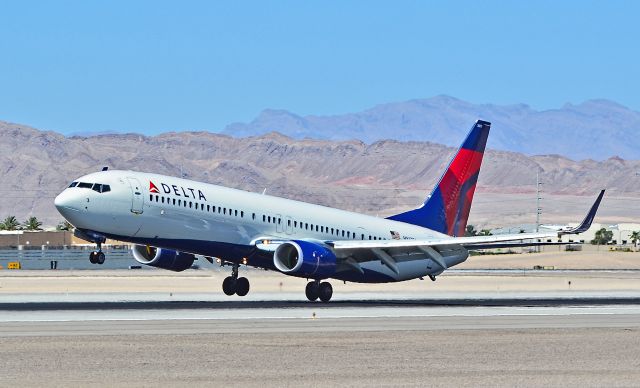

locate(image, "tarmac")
[[2, 268, 640, 386], [1, 301, 640, 387]]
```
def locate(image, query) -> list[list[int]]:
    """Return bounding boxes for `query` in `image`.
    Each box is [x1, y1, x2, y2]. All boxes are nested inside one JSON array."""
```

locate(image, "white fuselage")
[[55, 170, 466, 282]]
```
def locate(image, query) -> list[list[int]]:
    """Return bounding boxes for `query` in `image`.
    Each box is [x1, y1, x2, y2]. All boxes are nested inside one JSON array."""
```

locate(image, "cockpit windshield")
[[68, 182, 111, 193]]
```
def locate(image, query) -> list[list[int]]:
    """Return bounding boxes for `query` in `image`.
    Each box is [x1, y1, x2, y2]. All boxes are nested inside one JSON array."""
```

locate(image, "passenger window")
[[161, 197, 165, 204], [189, 201, 193, 208], [241, 211, 244, 218], [235, 210, 238, 217], [294, 221, 298, 227], [224, 208, 227, 215], [252, 213, 256, 220], [305, 223, 308, 230], [361, 234, 364, 240], [288, 220, 291, 226], [172, 198, 175, 205], [207, 205, 210, 212], [268, 216, 271, 223], [150, 194, 153, 201], [155, 195, 159, 202], [278, 218, 281, 224]]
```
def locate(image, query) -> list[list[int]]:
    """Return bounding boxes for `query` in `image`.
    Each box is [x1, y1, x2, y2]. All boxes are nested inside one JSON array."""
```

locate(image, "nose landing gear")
[[89, 243, 105, 265], [221, 262, 250, 297]]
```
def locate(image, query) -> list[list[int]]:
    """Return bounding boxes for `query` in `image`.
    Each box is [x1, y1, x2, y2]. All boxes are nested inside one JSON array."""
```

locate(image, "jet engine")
[[273, 240, 337, 278], [131, 245, 195, 272]]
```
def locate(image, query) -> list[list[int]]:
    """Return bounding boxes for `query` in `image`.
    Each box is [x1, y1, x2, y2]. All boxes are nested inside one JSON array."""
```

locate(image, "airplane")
[[54, 120, 605, 302]]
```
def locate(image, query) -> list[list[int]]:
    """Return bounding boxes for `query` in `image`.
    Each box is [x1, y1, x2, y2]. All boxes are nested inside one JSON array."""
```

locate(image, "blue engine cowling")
[[131, 245, 195, 272], [273, 240, 337, 279]]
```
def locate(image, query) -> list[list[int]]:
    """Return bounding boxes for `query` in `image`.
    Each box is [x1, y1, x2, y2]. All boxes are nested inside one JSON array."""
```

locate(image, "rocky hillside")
[[1, 120, 639, 228], [224, 95, 640, 160]]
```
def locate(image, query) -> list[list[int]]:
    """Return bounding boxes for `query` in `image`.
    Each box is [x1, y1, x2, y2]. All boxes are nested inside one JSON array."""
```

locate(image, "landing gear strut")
[[89, 242, 105, 265], [305, 280, 333, 302], [222, 262, 250, 297]]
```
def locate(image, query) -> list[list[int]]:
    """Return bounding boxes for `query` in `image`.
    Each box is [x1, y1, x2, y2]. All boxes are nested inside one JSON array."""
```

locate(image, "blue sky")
[[0, 1, 638, 135]]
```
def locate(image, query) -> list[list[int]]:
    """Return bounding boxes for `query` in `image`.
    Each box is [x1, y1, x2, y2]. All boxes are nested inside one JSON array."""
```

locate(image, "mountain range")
[[1, 119, 638, 228], [223, 95, 640, 161]]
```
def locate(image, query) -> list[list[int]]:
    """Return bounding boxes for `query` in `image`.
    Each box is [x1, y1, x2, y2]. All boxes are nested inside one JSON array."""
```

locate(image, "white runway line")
[[3, 305, 640, 323]]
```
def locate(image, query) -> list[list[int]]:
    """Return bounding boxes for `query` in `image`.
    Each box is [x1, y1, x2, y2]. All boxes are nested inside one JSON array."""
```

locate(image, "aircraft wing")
[[326, 190, 605, 274], [253, 190, 604, 273], [332, 189, 605, 251], [329, 231, 556, 250]]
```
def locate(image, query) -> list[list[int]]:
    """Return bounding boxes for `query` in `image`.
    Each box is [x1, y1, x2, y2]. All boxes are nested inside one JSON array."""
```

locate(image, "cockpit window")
[[74, 182, 111, 193]]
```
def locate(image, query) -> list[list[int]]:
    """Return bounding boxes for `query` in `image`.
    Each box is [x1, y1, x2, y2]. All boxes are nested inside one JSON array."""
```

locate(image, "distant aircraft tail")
[[387, 120, 491, 236]]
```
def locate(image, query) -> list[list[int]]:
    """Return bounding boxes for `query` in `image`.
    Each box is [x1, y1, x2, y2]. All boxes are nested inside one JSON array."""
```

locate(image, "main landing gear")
[[222, 262, 250, 297], [89, 242, 105, 265], [305, 280, 333, 303]]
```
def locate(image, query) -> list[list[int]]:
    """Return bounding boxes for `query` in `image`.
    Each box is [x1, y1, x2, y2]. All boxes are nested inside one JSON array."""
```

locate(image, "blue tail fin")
[[387, 120, 490, 236]]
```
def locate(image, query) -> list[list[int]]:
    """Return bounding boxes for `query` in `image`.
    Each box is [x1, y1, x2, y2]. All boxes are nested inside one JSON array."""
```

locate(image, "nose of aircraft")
[[54, 189, 80, 215]]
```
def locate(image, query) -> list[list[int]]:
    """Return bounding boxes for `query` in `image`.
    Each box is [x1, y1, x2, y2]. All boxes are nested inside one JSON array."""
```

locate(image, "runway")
[[2, 297, 640, 335], [3, 269, 640, 386], [1, 297, 639, 386]]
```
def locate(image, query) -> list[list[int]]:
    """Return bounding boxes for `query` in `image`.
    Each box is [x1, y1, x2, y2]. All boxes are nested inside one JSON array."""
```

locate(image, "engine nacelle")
[[131, 245, 195, 272], [274, 240, 337, 279]]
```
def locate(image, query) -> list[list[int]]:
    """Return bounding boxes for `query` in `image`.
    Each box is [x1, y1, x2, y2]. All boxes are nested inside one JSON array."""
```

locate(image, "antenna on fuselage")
[[101, 166, 109, 171]]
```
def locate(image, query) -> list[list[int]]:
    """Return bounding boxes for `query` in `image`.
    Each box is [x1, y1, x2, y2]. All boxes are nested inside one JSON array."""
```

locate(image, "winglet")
[[558, 190, 605, 236]]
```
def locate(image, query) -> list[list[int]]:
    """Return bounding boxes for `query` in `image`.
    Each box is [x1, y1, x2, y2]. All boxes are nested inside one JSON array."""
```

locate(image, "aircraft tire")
[[96, 252, 105, 265], [222, 276, 236, 296], [235, 277, 250, 296], [318, 282, 333, 303], [89, 252, 97, 264], [305, 282, 319, 301]]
